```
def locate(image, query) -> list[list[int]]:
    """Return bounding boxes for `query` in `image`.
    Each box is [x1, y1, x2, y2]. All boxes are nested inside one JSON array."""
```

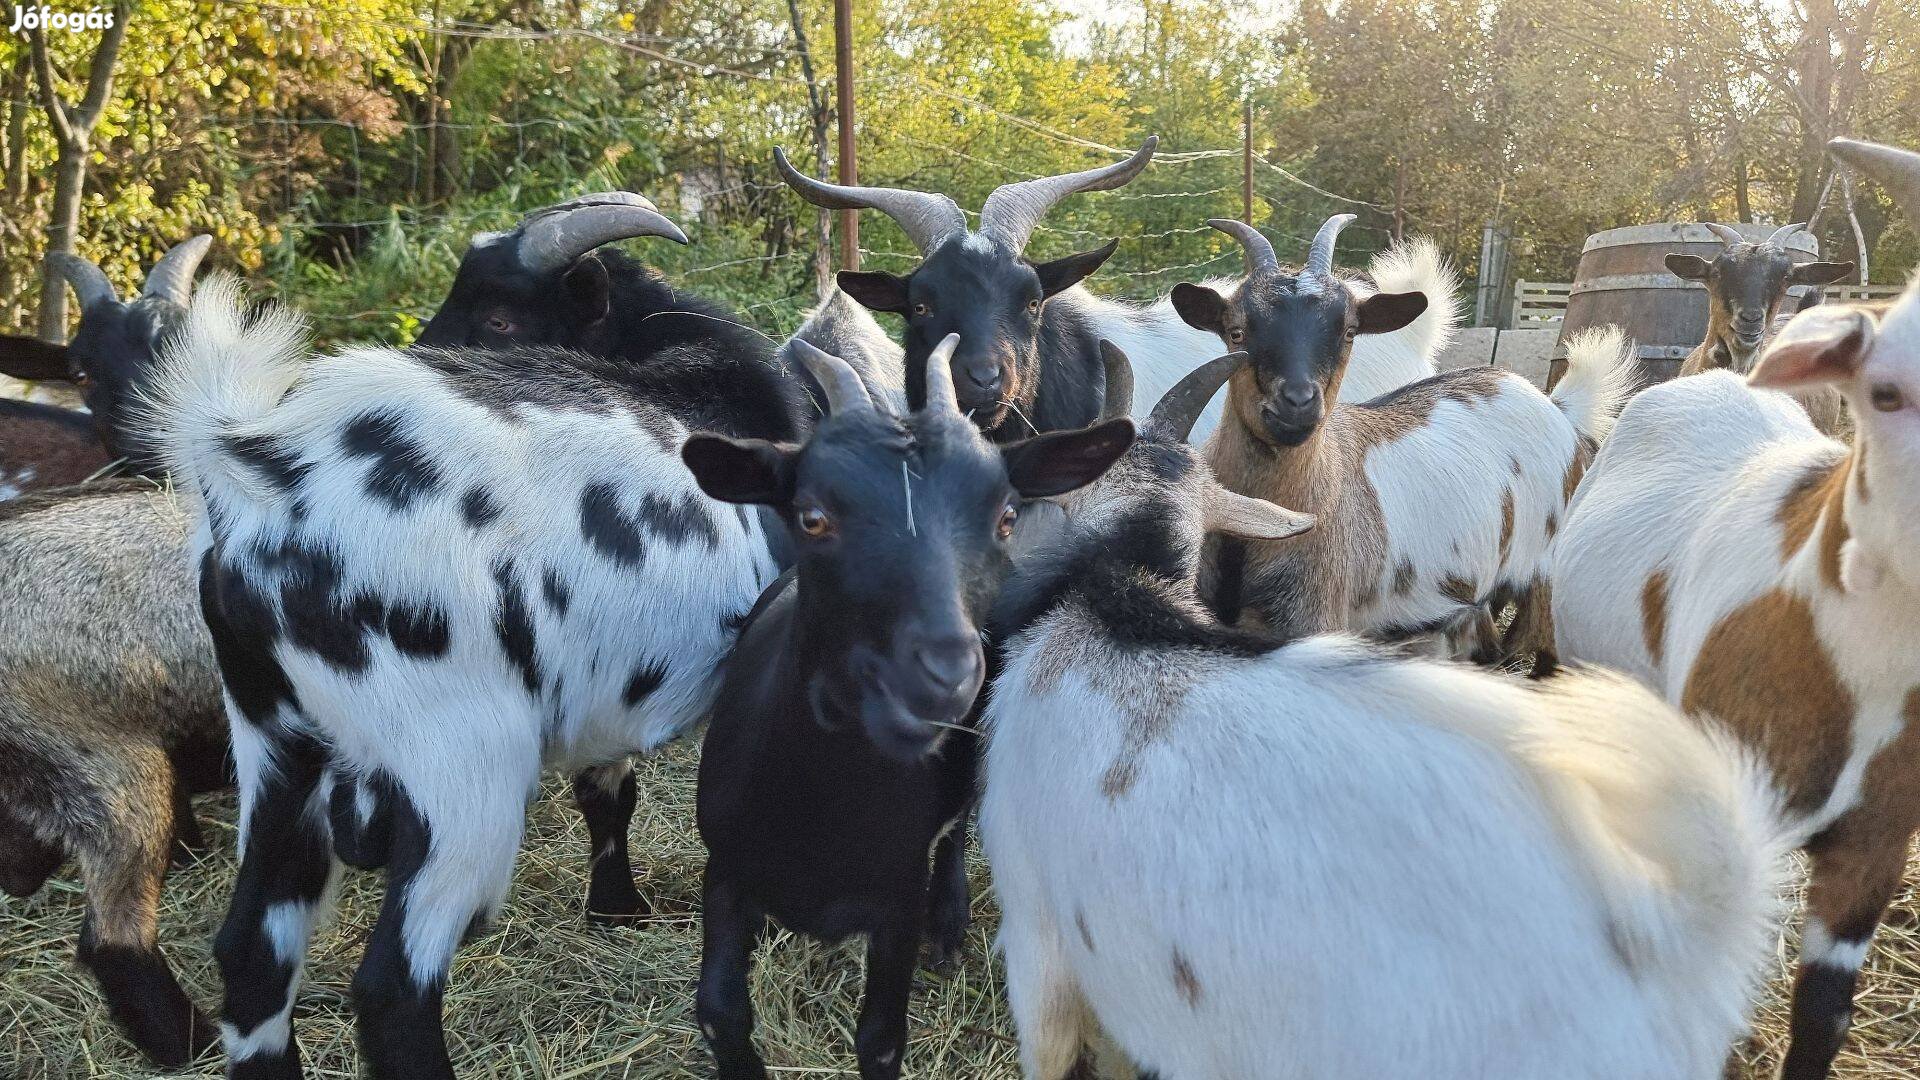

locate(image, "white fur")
[[1553, 282, 1920, 841], [1106, 237, 1459, 443], [984, 625, 1785, 1079], [783, 286, 907, 414], [150, 278, 783, 1018]]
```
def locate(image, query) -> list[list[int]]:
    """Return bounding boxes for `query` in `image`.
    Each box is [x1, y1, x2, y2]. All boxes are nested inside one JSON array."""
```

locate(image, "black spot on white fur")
[[622, 659, 669, 708], [580, 482, 645, 566], [492, 559, 542, 695], [462, 486, 502, 528], [341, 411, 443, 510]]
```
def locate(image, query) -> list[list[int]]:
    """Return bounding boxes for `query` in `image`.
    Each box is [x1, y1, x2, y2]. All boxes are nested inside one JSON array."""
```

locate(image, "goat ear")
[[1665, 254, 1711, 281], [1355, 291, 1427, 335], [563, 256, 612, 322], [1170, 283, 1227, 334], [1002, 418, 1135, 499], [1788, 261, 1855, 287], [1749, 306, 1874, 390], [1203, 486, 1315, 541], [0, 336, 74, 381], [836, 270, 910, 314], [681, 434, 798, 506], [1032, 240, 1119, 299]]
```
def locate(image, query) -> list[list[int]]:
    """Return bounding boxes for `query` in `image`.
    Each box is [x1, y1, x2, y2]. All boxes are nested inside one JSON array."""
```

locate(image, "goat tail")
[[1549, 325, 1637, 443], [1517, 667, 1789, 1049], [1366, 236, 1461, 366], [140, 274, 310, 526]]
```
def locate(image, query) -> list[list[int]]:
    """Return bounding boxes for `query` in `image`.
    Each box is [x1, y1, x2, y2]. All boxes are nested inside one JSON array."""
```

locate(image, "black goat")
[[777, 141, 1172, 442], [688, 336, 1133, 1080]]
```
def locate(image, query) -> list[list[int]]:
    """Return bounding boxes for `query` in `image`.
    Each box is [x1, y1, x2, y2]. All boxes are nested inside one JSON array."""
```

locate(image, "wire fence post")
[[834, 0, 859, 270], [1242, 98, 1253, 224]]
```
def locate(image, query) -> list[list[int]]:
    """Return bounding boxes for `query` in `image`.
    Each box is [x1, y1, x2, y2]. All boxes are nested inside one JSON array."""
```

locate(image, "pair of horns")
[[1208, 213, 1355, 279], [46, 234, 213, 311], [774, 138, 1159, 254], [791, 333, 964, 418], [1830, 138, 1920, 226], [512, 191, 688, 273], [1700, 221, 1807, 249]]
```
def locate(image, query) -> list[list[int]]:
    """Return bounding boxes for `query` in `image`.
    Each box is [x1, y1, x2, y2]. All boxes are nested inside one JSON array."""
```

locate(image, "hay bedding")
[[4, 744, 1920, 1078]]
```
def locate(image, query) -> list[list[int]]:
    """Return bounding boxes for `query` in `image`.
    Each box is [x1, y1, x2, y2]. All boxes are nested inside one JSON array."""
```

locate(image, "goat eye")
[[1870, 384, 1904, 412], [797, 507, 835, 538], [996, 504, 1018, 540], [1228, 328, 1245, 343], [1027, 299, 1041, 316], [485, 314, 515, 334], [912, 302, 931, 317]]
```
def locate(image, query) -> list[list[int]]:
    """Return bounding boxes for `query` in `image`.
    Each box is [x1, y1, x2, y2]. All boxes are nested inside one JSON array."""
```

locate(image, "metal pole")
[[834, 0, 859, 270], [1242, 99, 1253, 223]]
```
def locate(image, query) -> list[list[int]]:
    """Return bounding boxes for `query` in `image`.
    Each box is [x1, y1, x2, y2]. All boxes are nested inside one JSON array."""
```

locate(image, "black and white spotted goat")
[[690, 336, 1133, 1080], [151, 266, 819, 1077]]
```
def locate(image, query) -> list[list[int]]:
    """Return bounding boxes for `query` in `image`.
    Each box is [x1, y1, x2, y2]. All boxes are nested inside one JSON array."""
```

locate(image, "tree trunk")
[[784, 0, 835, 299], [39, 142, 86, 340], [1733, 157, 1751, 223]]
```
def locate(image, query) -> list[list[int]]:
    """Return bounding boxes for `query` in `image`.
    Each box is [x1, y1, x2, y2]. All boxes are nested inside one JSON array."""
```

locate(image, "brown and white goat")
[[1553, 137, 1920, 1080], [1670, 221, 1854, 435], [1172, 215, 1632, 659]]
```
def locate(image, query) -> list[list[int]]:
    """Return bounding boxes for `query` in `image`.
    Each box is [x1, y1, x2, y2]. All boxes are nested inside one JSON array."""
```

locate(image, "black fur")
[[461, 486, 502, 528], [341, 411, 444, 510], [225, 433, 312, 494], [622, 659, 669, 708], [491, 559, 543, 695]]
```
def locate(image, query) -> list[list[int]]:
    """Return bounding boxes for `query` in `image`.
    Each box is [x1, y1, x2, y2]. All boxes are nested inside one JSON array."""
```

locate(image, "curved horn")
[[517, 192, 688, 274], [1207, 218, 1278, 276], [1829, 138, 1920, 225], [45, 253, 119, 311], [1305, 213, 1356, 278], [979, 136, 1158, 252], [1098, 339, 1135, 420], [1765, 221, 1809, 247], [1702, 222, 1747, 249], [773, 147, 966, 255], [141, 234, 213, 306], [790, 339, 873, 416], [923, 333, 962, 416], [1148, 351, 1249, 443]]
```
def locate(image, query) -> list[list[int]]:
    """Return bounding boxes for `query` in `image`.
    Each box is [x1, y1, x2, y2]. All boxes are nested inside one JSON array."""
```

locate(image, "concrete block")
[[1494, 329, 1557, 389], [1437, 327, 1495, 371]]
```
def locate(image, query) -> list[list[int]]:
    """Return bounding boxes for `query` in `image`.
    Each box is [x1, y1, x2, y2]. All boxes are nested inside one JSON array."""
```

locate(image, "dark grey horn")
[[141, 234, 213, 306], [774, 147, 967, 255], [1765, 221, 1809, 247], [1305, 214, 1356, 278], [1208, 218, 1278, 276], [923, 333, 962, 416], [979, 136, 1158, 252], [1703, 222, 1747, 249], [1829, 138, 1920, 225], [518, 192, 688, 273], [1098, 339, 1135, 420], [46, 253, 119, 311], [790, 339, 873, 416], [1148, 351, 1249, 443]]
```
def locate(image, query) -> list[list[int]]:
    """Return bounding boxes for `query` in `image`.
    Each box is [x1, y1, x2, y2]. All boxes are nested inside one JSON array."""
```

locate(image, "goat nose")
[[914, 641, 981, 693], [1281, 383, 1317, 408], [964, 363, 1000, 392]]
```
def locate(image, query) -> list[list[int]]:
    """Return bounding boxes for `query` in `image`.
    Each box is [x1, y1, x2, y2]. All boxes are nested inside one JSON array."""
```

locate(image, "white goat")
[[1551, 137, 1920, 1080], [982, 352, 1787, 1080]]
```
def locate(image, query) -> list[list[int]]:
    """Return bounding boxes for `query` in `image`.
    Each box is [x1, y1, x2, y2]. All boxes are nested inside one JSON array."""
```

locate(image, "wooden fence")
[[1508, 279, 1904, 329]]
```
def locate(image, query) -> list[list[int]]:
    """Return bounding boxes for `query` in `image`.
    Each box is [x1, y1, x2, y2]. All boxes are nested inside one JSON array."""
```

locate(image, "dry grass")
[[5, 741, 1920, 1079]]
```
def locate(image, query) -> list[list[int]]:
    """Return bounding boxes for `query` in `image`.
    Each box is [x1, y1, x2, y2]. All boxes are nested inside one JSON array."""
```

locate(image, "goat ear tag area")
[[835, 271, 911, 315], [1355, 291, 1427, 336], [1002, 418, 1136, 499], [0, 336, 75, 381], [1664, 253, 1712, 282], [1749, 307, 1874, 389], [1170, 283, 1227, 334]]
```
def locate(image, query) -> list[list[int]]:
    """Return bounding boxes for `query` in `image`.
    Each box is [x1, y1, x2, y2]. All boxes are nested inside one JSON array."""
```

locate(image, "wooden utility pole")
[[1242, 99, 1254, 223], [834, 0, 859, 270]]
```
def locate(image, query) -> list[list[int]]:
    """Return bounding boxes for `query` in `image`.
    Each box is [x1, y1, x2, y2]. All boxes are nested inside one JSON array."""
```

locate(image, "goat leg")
[[574, 760, 647, 923], [697, 869, 769, 1079], [855, 918, 924, 1080]]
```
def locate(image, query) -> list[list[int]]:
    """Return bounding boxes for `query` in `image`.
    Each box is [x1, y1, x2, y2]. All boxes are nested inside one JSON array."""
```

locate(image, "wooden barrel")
[[1545, 223, 1822, 390]]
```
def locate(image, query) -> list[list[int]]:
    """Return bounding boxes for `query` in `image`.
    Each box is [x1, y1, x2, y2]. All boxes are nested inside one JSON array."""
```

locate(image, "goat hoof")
[[586, 892, 651, 926]]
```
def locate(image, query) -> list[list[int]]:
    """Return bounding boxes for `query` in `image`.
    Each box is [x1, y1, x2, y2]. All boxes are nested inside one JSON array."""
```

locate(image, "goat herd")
[[0, 132, 1915, 1080]]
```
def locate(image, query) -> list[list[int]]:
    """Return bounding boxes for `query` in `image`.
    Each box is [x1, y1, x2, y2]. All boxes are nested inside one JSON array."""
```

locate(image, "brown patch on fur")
[[1545, 510, 1559, 539], [1510, 455, 1523, 477], [1640, 571, 1668, 669], [1497, 488, 1515, 563], [1171, 948, 1204, 1007], [1392, 559, 1417, 597], [1502, 579, 1554, 660], [1775, 453, 1854, 590], [0, 403, 111, 495], [1076, 909, 1096, 954], [1855, 442, 1869, 503], [1440, 575, 1478, 605], [1561, 440, 1591, 505], [1681, 590, 1853, 816]]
